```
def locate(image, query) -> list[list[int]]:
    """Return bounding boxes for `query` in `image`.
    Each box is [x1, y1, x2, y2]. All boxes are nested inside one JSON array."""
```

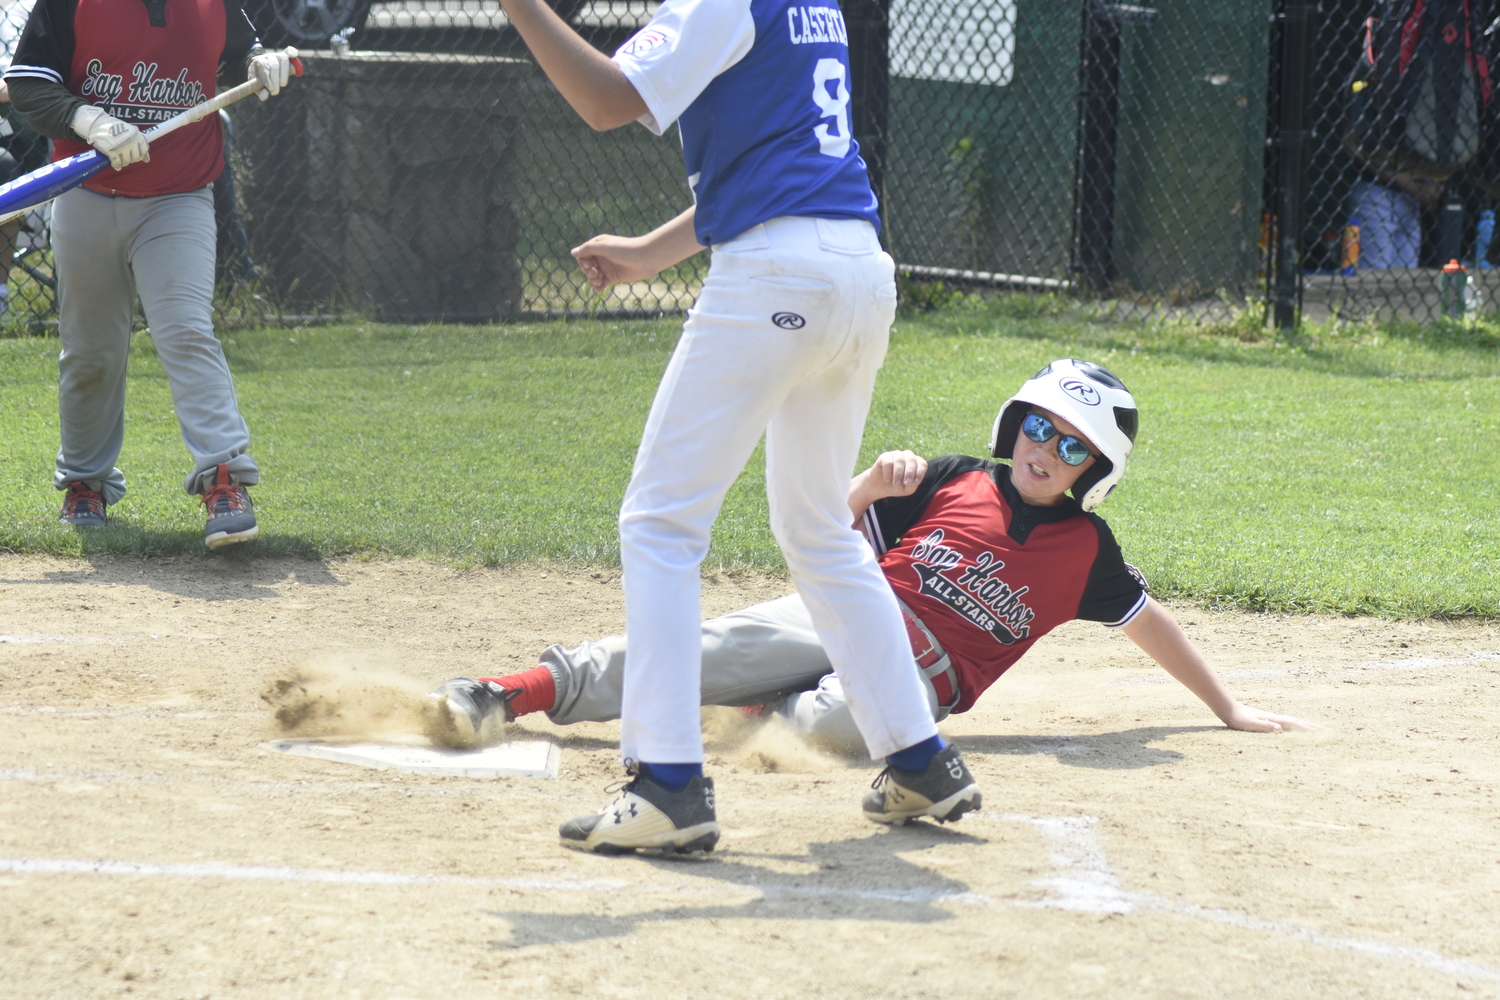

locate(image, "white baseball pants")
[[617, 215, 939, 764], [51, 186, 258, 503]]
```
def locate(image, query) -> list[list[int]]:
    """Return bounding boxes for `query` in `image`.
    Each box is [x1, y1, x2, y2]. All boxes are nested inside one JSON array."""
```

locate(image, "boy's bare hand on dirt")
[[1222, 702, 1321, 733]]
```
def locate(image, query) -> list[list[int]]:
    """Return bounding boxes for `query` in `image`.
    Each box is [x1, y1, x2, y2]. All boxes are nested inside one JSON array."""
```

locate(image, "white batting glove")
[[70, 105, 150, 171], [249, 47, 298, 100]]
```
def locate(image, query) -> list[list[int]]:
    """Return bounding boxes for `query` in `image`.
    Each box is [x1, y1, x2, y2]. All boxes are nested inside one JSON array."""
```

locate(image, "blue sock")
[[640, 762, 702, 792], [886, 734, 946, 773]]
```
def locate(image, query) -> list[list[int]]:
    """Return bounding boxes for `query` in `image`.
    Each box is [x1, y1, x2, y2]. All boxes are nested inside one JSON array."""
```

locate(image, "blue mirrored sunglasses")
[[1022, 412, 1095, 467]]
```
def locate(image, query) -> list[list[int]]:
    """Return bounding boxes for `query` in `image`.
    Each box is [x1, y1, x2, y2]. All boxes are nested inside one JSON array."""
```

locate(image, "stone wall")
[[236, 52, 529, 321]]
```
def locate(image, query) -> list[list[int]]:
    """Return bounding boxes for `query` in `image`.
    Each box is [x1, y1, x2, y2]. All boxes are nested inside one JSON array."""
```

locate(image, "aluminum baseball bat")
[[0, 54, 303, 226]]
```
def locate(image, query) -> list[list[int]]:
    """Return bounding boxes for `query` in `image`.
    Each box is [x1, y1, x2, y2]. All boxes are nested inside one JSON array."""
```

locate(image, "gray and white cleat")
[[560, 768, 719, 857]]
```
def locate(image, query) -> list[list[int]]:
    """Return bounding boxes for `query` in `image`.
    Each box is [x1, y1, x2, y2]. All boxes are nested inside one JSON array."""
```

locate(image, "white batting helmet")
[[988, 359, 1139, 511]]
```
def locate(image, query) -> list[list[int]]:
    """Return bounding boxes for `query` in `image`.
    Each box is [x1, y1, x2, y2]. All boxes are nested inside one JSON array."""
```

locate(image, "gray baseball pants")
[[540, 593, 945, 751], [51, 186, 258, 503]]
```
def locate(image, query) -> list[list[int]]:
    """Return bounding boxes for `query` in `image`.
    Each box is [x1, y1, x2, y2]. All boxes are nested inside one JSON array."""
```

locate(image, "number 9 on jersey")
[[812, 58, 852, 159]]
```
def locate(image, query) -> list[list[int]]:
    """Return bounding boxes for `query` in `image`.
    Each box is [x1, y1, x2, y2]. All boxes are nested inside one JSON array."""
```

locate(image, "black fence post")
[[1273, 1, 1313, 330], [1076, 1, 1157, 297], [1078, 1, 1123, 296], [843, 0, 891, 239]]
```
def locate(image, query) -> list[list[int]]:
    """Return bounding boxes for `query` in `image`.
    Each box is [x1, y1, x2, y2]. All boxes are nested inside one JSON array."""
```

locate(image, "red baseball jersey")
[[10, 0, 258, 196], [861, 455, 1148, 714]]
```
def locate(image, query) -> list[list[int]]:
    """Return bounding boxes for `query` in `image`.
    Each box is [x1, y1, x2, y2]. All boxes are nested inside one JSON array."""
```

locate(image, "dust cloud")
[[702, 706, 847, 774], [260, 656, 438, 741]]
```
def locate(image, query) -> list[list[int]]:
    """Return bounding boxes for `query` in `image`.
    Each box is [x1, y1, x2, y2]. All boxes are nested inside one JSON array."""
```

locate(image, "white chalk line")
[[0, 857, 988, 907], [1347, 651, 1500, 671], [0, 706, 187, 719], [1105, 668, 1289, 686], [989, 813, 1500, 984], [0, 634, 135, 644], [0, 858, 622, 890], [1103, 652, 1500, 686]]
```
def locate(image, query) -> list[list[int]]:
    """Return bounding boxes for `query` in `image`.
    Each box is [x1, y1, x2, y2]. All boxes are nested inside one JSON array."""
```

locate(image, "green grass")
[[1, 298, 1496, 617]]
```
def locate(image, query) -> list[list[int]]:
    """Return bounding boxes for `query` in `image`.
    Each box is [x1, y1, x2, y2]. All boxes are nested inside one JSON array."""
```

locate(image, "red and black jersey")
[[8, 0, 258, 196], [861, 455, 1148, 714]]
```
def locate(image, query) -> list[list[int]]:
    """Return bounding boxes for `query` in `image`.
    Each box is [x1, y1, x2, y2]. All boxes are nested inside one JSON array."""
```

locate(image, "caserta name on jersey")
[[612, 0, 880, 246], [787, 5, 848, 44]]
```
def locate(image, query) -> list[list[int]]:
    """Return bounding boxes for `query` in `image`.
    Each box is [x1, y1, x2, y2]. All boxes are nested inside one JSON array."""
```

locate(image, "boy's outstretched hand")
[[1219, 701, 1321, 733], [1122, 598, 1322, 733]]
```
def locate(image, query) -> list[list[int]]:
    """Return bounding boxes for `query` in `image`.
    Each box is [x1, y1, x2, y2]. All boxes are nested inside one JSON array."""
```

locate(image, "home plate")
[[261, 739, 560, 779]]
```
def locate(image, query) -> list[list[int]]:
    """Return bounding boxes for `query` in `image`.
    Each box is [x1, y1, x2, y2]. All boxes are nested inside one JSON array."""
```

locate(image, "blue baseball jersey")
[[613, 0, 880, 246]]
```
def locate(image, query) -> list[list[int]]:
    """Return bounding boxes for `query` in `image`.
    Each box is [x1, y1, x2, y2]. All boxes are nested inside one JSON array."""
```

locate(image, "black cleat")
[[862, 744, 982, 825], [425, 677, 522, 749], [560, 768, 719, 857]]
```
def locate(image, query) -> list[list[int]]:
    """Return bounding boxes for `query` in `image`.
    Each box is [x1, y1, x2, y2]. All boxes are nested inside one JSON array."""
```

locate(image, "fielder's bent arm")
[[571, 206, 703, 292], [499, 0, 646, 130], [1120, 598, 1320, 732]]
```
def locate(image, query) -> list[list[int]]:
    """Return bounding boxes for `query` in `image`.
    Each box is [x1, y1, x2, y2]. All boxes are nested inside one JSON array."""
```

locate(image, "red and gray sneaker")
[[58, 481, 107, 527], [201, 463, 258, 549]]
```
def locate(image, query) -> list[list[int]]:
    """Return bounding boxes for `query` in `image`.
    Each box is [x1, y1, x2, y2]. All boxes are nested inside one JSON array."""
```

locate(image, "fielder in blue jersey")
[[475, 0, 982, 855]]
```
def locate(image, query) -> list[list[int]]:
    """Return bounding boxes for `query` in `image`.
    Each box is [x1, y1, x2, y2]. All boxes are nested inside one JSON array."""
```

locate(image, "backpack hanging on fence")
[[1344, 0, 1491, 180], [1468, 15, 1500, 197]]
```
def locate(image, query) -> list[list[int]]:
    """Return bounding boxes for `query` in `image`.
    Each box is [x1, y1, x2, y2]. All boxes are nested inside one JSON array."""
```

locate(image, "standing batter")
[[497, 0, 980, 855], [4, 0, 294, 547]]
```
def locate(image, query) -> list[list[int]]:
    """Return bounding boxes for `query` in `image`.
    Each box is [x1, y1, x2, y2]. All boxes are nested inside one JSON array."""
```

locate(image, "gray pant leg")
[[782, 671, 941, 752], [52, 188, 136, 504], [52, 188, 257, 500], [545, 594, 835, 725], [543, 592, 944, 751], [127, 188, 257, 493]]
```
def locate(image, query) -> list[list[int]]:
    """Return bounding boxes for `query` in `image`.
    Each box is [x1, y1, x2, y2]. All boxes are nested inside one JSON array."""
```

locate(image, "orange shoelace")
[[62, 484, 105, 519], [201, 481, 249, 514]]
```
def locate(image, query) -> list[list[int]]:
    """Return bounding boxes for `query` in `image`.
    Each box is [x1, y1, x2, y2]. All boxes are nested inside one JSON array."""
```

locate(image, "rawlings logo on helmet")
[[987, 358, 1139, 512], [1060, 378, 1101, 406]]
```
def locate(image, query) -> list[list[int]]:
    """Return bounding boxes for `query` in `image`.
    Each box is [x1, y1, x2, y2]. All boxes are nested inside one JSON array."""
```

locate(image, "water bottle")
[[1440, 259, 1468, 318], [1340, 216, 1361, 276], [1465, 279, 1483, 315], [1476, 209, 1495, 271]]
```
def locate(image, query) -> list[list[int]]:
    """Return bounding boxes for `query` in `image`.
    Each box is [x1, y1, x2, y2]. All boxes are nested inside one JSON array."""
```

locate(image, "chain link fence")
[[1296, 0, 1497, 324], [2, 0, 1486, 330]]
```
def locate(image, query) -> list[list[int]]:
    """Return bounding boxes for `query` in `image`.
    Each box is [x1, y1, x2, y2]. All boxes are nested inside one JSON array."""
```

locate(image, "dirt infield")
[[1, 554, 1497, 1000]]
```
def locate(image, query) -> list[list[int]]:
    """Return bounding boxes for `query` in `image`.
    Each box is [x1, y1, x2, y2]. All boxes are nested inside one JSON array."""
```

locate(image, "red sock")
[[478, 665, 556, 718]]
